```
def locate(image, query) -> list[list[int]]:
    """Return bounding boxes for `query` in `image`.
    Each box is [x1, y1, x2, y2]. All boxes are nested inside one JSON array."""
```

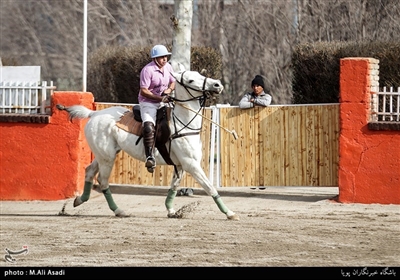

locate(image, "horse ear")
[[169, 60, 185, 72], [177, 62, 185, 72]]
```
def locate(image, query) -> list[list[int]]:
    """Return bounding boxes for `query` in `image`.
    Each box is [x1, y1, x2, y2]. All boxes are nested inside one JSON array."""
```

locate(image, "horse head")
[[171, 67, 224, 104]]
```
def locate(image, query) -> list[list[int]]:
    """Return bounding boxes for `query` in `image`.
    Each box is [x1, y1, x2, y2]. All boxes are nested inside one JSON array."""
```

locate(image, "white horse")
[[57, 68, 239, 220]]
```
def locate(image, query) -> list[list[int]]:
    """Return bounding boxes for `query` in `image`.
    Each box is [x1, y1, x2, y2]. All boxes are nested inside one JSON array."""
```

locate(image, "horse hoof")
[[114, 208, 129, 217], [227, 214, 240, 221], [167, 209, 177, 218], [73, 196, 83, 207]]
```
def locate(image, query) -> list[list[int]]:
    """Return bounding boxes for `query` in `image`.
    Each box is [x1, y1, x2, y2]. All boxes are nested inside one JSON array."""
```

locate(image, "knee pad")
[[143, 122, 155, 134]]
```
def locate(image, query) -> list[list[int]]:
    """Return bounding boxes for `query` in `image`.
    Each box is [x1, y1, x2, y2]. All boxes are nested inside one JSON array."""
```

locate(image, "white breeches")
[[139, 102, 160, 126]]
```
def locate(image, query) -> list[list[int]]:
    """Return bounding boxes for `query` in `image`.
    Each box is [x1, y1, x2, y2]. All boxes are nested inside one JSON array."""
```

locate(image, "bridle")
[[171, 70, 212, 103], [169, 71, 215, 140]]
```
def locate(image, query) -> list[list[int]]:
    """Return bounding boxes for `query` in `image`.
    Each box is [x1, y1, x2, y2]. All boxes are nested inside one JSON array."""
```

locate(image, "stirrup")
[[145, 156, 156, 171]]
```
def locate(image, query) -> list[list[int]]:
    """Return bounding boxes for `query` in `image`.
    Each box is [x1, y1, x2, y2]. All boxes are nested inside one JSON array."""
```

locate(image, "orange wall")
[[338, 58, 400, 204], [0, 92, 94, 200]]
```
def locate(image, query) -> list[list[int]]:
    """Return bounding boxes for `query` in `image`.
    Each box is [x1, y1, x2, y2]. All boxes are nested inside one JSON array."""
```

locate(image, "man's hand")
[[161, 94, 173, 103]]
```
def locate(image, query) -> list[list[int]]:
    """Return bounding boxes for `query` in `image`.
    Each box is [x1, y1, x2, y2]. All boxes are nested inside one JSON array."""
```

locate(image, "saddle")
[[116, 105, 175, 166]]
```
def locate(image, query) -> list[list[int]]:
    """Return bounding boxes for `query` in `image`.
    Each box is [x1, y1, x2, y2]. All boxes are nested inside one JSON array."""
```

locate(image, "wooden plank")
[[228, 106, 242, 186], [332, 105, 340, 186], [299, 106, 307, 185], [276, 106, 285, 186], [256, 108, 263, 186], [315, 105, 323, 186], [305, 105, 316, 186], [254, 107, 261, 186], [282, 106, 289, 185], [288, 106, 298, 185], [321, 105, 330, 186], [261, 106, 277, 185], [241, 108, 254, 186]]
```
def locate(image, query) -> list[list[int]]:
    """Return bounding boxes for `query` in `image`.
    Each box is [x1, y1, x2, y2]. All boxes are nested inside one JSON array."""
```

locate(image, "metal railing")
[[0, 81, 56, 114], [371, 87, 400, 122]]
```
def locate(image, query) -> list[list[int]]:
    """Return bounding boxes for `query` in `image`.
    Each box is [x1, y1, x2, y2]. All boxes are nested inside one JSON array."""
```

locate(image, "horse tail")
[[56, 104, 95, 120]]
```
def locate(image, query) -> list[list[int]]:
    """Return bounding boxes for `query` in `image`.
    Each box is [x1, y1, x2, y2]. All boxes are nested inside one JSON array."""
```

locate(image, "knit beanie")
[[251, 75, 265, 89]]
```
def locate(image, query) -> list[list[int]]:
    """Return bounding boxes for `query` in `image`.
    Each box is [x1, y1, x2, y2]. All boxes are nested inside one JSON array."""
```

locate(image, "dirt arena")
[[1, 185, 399, 269]]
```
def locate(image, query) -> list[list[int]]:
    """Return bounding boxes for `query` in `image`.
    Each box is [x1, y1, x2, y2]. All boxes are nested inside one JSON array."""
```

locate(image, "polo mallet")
[[175, 103, 238, 140]]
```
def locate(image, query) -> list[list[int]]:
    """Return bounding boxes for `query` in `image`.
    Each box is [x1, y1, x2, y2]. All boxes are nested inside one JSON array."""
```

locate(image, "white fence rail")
[[371, 87, 400, 122], [0, 81, 56, 114]]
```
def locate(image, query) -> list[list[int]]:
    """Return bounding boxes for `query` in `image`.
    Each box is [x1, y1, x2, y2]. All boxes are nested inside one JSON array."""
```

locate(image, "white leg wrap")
[[226, 210, 235, 217], [114, 208, 127, 217], [226, 210, 240, 220], [167, 208, 176, 218]]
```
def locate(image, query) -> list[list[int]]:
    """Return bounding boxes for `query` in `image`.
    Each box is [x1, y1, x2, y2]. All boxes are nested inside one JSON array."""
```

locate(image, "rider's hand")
[[161, 94, 172, 103]]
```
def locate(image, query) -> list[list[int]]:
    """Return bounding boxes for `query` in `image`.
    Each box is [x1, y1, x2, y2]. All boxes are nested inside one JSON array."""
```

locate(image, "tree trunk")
[[170, 0, 193, 71]]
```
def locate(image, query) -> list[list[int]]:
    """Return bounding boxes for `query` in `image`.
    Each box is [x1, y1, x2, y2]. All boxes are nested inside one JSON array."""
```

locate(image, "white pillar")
[[82, 0, 87, 92]]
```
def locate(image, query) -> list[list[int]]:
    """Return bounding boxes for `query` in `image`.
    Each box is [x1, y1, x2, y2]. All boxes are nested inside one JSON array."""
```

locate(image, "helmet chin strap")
[[154, 58, 163, 68]]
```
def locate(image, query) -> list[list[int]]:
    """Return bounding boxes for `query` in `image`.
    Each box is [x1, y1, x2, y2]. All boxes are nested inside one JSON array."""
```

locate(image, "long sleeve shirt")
[[238, 91, 272, 109]]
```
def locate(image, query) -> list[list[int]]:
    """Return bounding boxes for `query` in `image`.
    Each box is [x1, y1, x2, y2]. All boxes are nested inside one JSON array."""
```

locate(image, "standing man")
[[138, 45, 176, 173]]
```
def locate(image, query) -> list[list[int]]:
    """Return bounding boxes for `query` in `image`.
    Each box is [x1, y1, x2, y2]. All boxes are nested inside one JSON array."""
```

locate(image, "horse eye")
[[188, 80, 194, 83]]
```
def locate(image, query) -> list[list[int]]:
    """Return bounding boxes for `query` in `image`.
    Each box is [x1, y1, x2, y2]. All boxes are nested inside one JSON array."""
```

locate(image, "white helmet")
[[150, 45, 172, 58]]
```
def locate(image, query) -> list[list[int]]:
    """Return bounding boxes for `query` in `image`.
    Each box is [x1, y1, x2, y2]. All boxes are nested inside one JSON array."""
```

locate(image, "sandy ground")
[[0, 185, 399, 269]]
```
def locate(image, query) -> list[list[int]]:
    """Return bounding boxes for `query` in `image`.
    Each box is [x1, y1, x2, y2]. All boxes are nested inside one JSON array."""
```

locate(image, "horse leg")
[[165, 166, 185, 217], [185, 163, 239, 220], [73, 159, 99, 207], [97, 161, 128, 217]]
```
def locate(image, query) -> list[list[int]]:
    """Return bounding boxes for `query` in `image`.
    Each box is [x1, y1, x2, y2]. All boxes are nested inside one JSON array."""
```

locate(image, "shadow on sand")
[[109, 184, 338, 203]]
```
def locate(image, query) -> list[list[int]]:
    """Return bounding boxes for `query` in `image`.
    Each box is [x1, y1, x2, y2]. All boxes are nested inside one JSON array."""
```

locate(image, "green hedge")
[[291, 41, 400, 104]]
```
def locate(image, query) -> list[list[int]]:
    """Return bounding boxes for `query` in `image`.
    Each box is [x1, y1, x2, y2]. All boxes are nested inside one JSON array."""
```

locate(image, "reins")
[[168, 71, 238, 140], [168, 71, 210, 140]]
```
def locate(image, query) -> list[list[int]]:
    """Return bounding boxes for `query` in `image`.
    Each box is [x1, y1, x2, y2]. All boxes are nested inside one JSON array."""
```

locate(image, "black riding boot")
[[143, 121, 156, 173]]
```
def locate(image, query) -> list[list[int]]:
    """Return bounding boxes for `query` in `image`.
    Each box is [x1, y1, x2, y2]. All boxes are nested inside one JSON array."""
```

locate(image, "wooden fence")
[[219, 104, 339, 187], [95, 103, 339, 188]]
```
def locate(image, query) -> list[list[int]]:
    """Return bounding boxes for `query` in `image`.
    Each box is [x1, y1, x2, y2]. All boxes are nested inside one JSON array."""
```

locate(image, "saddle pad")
[[116, 111, 142, 136]]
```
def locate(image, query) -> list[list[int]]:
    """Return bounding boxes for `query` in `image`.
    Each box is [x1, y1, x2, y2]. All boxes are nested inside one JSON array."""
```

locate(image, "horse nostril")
[[214, 84, 221, 88]]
